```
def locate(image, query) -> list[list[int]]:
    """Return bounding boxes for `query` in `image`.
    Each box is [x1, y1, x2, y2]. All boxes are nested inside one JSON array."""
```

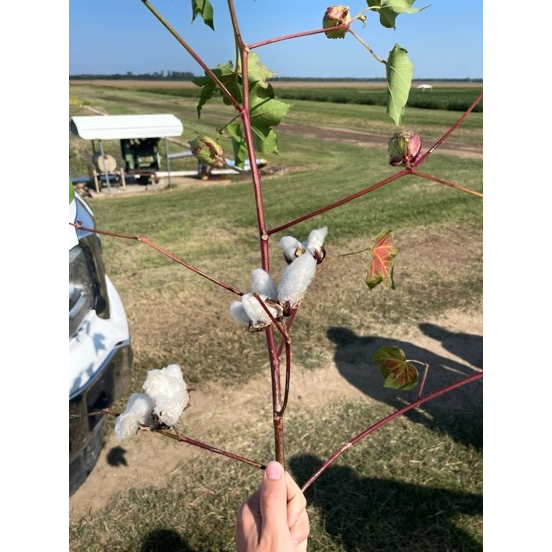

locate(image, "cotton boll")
[[241, 293, 282, 331], [250, 268, 277, 299], [230, 300, 250, 325], [279, 236, 305, 264], [114, 393, 155, 440], [277, 252, 317, 312], [306, 226, 328, 263], [143, 364, 189, 427]]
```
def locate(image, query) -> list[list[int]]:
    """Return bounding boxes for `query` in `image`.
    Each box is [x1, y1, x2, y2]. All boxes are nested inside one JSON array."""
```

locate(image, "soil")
[[69, 308, 482, 520]]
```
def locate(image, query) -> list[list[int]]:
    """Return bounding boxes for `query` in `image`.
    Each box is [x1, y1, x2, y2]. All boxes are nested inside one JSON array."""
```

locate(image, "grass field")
[[69, 81, 483, 552]]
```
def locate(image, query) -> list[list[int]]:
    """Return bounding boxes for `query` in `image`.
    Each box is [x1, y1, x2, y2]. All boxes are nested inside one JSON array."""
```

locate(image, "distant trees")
[[69, 70, 196, 80]]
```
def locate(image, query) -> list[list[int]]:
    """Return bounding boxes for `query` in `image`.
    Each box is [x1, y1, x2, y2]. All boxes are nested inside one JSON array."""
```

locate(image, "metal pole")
[[164, 137, 172, 189], [99, 140, 111, 193]]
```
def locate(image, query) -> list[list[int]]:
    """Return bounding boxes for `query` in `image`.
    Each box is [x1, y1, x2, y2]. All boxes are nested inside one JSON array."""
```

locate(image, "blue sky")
[[69, 0, 482, 79]]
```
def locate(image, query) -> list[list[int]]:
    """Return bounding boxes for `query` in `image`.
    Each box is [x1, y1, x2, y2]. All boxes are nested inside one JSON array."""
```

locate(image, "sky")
[[69, 0, 483, 79]]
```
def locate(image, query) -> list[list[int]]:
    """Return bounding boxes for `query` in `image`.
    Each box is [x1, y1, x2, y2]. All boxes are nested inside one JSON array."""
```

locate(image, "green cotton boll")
[[189, 135, 226, 168], [323, 5, 351, 39]]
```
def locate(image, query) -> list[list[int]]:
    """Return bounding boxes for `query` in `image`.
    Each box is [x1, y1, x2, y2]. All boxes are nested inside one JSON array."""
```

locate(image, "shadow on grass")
[[327, 325, 483, 451], [290, 453, 482, 552], [141, 528, 193, 552]]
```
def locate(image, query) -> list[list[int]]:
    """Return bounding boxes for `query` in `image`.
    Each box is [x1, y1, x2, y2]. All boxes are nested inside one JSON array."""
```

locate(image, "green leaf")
[[192, 61, 240, 117], [250, 95, 290, 127], [386, 43, 413, 126], [191, 0, 215, 30], [225, 122, 248, 168], [372, 345, 419, 390], [366, 229, 398, 289], [246, 53, 274, 87], [252, 125, 279, 156], [367, 0, 428, 29]]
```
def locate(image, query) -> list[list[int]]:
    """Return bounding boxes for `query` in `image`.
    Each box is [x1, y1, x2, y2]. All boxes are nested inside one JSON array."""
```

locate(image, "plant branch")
[[141, 0, 242, 111], [267, 169, 408, 236], [70, 222, 244, 296], [301, 371, 483, 492], [156, 428, 265, 470], [409, 170, 483, 198], [413, 91, 483, 168]]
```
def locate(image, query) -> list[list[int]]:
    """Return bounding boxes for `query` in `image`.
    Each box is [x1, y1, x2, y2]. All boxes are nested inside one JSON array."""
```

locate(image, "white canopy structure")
[[70, 114, 184, 192], [69, 114, 183, 140]]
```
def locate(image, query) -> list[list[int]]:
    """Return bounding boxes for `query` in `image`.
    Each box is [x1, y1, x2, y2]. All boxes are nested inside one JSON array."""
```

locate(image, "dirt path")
[[279, 122, 483, 159], [69, 309, 482, 520]]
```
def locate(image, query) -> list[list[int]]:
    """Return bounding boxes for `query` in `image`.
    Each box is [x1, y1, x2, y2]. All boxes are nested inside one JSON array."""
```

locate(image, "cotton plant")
[[230, 227, 328, 328], [115, 364, 189, 440]]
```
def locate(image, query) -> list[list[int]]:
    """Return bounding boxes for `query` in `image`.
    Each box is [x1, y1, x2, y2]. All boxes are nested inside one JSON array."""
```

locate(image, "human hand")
[[235, 461, 310, 552]]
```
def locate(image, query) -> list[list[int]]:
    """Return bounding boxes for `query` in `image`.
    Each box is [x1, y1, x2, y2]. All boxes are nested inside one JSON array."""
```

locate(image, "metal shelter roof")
[[69, 114, 183, 140]]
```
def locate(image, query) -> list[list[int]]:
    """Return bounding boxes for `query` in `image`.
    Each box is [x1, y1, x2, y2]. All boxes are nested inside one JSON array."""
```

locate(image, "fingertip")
[[264, 461, 284, 481]]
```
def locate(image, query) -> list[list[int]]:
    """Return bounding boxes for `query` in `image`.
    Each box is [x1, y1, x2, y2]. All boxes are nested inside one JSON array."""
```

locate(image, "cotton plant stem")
[[301, 371, 483, 492], [69, 223, 244, 296], [409, 170, 483, 198]]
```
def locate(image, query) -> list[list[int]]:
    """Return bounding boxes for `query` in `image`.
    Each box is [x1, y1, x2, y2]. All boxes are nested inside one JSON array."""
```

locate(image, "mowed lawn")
[[69, 82, 483, 552]]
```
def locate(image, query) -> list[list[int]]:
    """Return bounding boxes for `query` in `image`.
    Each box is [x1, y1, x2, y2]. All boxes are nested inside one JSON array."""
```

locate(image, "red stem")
[[70, 222, 243, 296], [410, 170, 483, 198], [142, 0, 241, 111], [412, 91, 483, 169], [248, 23, 350, 50], [267, 169, 408, 236], [157, 428, 265, 471], [301, 371, 483, 492]]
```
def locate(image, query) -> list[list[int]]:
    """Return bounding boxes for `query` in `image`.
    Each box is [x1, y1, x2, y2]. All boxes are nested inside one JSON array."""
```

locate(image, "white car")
[[69, 192, 132, 495]]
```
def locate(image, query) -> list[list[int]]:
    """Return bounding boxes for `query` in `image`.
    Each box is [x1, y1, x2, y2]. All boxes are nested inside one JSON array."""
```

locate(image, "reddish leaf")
[[372, 345, 419, 391], [366, 229, 398, 290]]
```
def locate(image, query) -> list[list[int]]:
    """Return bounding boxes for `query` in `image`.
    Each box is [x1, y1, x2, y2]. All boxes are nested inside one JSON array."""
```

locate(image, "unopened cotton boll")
[[277, 252, 317, 311], [250, 268, 278, 299], [114, 393, 155, 440], [143, 364, 189, 427], [279, 235, 305, 264]]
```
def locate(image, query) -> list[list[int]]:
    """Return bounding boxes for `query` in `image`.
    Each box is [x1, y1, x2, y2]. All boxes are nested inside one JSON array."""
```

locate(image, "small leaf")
[[366, 229, 398, 290], [372, 345, 419, 390], [192, 61, 240, 117], [386, 43, 413, 126], [367, 0, 428, 29], [191, 0, 215, 30]]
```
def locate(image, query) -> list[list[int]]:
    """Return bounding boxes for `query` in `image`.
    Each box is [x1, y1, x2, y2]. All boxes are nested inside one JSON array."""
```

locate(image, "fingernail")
[[265, 461, 283, 480]]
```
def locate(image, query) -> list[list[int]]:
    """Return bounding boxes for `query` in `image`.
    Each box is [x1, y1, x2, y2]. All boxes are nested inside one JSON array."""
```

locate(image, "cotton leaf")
[[191, 0, 215, 30], [372, 345, 419, 390], [143, 364, 189, 427], [114, 393, 154, 440], [367, 0, 428, 29], [386, 43, 413, 126], [366, 229, 398, 290]]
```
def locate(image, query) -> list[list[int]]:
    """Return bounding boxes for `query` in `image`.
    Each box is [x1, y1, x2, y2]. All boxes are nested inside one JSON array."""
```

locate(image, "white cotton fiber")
[[306, 226, 328, 257], [114, 393, 155, 440], [277, 253, 317, 308], [250, 268, 278, 298], [143, 364, 189, 427], [230, 300, 251, 325], [279, 236, 304, 263]]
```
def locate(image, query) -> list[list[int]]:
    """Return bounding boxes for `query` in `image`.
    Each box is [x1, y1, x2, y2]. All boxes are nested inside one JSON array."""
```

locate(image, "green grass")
[[70, 400, 482, 551], [69, 82, 482, 551]]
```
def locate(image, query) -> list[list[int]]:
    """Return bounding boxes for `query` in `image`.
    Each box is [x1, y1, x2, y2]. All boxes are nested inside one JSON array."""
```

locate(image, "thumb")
[[259, 461, 289, 536]]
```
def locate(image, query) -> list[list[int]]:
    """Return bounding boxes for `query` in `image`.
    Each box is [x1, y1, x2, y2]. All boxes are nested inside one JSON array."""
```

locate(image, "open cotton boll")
[[279, 235, 305, 264], [250, 268, 278, 299], [306, 226, 328, 262], [241, 293, 281, 330], [277, 252, 317, 311], [143, 364, 189, 427], [230, 300, 250, 326], [114, 393, 155, 440]]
